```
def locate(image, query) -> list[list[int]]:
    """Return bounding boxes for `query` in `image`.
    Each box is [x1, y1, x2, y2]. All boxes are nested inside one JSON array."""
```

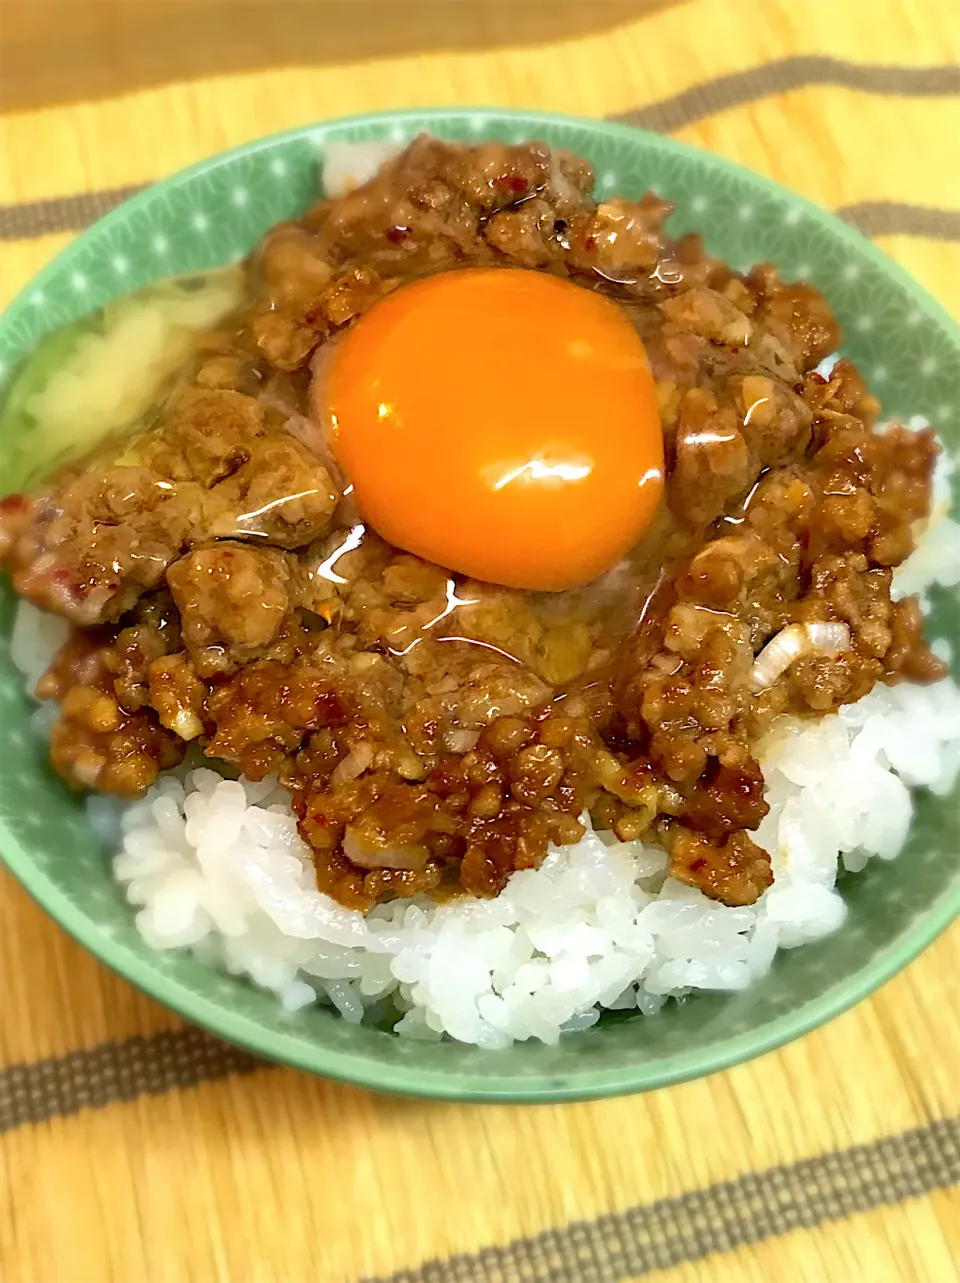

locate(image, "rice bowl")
[[0, 109, 958, 1097]]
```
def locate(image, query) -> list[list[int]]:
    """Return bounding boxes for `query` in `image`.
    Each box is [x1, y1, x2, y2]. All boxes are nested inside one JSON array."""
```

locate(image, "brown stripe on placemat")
[[0, 184, 147, 241], [0, 1028, 262, 1131], [612, 55, 960, 134], [2, 1029, 958, 1280], [361, 1117, 960, 1283], [837, 201, 960, 241], [1, 57, 958, 243]]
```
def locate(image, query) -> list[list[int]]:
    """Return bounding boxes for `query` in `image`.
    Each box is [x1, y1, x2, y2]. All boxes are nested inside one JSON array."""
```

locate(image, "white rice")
[[890, 422, 960, 606], [323, 141, 402, 198], [10, 600, 69, 696]]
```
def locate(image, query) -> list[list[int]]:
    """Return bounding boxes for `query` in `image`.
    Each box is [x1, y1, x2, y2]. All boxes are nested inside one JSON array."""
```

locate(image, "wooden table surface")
[[1, 3, 958, 1281]]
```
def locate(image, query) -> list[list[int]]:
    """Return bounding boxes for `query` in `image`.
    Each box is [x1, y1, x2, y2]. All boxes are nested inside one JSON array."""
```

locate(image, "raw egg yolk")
[[323, 267, 663, 591]]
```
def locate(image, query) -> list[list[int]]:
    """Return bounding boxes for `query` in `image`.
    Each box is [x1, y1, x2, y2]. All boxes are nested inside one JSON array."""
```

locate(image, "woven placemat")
[[1, 3, 958, 1280]]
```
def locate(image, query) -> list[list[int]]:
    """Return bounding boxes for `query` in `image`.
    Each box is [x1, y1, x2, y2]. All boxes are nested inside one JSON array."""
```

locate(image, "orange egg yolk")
[[323, 267, 664, 591]]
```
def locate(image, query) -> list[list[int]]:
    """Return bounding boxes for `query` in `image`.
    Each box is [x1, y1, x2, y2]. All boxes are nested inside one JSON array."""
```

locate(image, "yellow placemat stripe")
[[872, 236, 960, 308], [1, 0, 957, 204], [673, 94, 960, 213], [0, 870, 182, 1066], [0, 233, 75, 309]]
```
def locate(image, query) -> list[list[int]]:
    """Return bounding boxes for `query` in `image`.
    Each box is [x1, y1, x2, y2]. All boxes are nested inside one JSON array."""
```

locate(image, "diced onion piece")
[[444, 728, 480, 754], [803, 621, 853, 658], [170, 709, 203, 741], [330, 743, 376, 787], [749, 622, 852, 692], [343, 827, 430, 871], [549, 154, 580, 207]]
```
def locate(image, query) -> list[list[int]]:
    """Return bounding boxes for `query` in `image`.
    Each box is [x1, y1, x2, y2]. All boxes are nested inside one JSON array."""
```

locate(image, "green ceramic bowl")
[[1, 109, 958, 1101]]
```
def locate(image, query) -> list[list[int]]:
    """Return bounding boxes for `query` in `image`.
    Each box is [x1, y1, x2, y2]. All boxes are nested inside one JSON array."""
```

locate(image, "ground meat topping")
[[167, 542, 297, 677], [2, 136, 946, 910], [0, 383, 337, 626], [37, 629, 185, 796]]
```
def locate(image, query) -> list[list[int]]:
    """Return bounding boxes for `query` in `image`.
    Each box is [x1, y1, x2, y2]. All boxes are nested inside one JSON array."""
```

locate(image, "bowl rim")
[[2, 106, 959, 1102]]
